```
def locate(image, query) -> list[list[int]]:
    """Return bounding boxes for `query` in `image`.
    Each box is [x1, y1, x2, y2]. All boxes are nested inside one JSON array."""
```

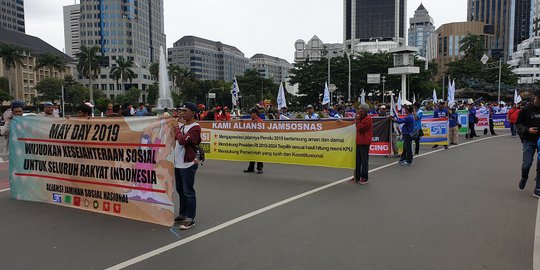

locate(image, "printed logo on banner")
[[431, 126, 447, 135], [52, 193, 62, 203], [73, 197, 81, 207], [64, 195, 72, 205], [103, 202, 110, 212], [201, 131, 211, 143], [84, 199, 90, 208], [93, 200, 99, 209], [113, 203, 121, 214]]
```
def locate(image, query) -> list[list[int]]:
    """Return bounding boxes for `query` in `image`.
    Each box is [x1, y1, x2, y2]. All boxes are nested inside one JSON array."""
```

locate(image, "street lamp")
[[206, 87, 224, 109], [327, 49, 352, 103], [481, 54, 502, 104]]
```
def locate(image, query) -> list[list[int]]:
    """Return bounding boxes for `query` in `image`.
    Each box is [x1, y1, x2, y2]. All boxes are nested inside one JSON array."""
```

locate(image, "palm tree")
[[76, 46, 101, 103], [35, 52, 66, 77], [459, 34, 485, 61], [110, 57, 136, 93], [149, 62, 159, 82], [0, 43, 24, 98], [176, 67, 194, 92], [168, 64, 181, 93]]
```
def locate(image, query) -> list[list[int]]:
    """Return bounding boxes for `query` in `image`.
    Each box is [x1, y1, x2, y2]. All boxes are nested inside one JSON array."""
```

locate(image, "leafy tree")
[[0, 91, 12, 103], [0, 77, 9, 92], [149, 62, 159, 82], [110, 57, 136, 92], [116, 88, 141, 105], [95, 97, 112, 113], [459, 34, 486, 61], [147, 83, 159, 105], [35, 77, 63, 102], [235, 69, 278, 110], [76, 46, 101, 103], [0, 43, 24, 96], [168, 64, 181, 93], [35, 52, 66, 76]]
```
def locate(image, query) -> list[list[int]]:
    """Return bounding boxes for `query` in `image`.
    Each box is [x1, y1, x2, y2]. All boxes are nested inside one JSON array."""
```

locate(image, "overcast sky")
[[25, 0, 468, 62]]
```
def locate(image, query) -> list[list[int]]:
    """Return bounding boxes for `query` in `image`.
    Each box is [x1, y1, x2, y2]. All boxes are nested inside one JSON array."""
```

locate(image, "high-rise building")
[[167, 36, 250, 82], [294, 36, 343, 62], [531, 0, 540, 37], [467, 0, 511, 59], [508, 36, 540, 84], [250, 54, 292, 85], [77, 0, 166, 101], [408, 3, 435, 57], [343, 0, 407, 51], [63, 4, 81, 59], [508, 0, 531, 57], [427, 21, 493, 78], [0, 0, 25, 33]]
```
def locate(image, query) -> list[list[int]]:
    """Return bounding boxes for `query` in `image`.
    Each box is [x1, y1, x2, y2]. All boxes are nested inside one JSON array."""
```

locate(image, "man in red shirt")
[[507, 103, 520, 138], [222, 107, 231, 121], [351, 103, 373, 185], [244, 108, 264, 174]]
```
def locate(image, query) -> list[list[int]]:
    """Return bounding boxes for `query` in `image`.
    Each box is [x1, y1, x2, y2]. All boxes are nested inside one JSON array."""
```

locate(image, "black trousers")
[[248, 162, 263, 171], [489, 119, 496, 135], [400, 134, 413, 164], [355, 145, 369, 180], [414, 137, 421, 155], [469, 122, 477, 138]]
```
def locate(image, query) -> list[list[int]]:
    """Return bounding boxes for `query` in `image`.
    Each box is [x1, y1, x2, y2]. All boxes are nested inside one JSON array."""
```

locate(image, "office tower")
[[408, 3, 435, 57], [0, 0, 25, 33], [63, 4, 81, 58], [467, 0, 511, 59]]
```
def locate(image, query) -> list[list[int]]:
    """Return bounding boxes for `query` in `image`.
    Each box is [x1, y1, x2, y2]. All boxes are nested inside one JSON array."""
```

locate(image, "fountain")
[[156, 46, 174, 110]]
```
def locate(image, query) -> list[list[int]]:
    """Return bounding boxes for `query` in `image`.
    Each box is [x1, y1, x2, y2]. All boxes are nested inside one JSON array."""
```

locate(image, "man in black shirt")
[[516, 90, 540, 197]]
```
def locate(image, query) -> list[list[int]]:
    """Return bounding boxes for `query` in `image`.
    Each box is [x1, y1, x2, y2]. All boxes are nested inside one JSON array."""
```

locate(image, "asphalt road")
[[0, 133, 535, 270]]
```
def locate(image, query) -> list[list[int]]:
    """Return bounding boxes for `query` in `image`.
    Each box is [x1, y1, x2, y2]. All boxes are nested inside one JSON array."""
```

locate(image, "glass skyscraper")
[[408, 3, 435, 58], [0, 0, 25, 33]]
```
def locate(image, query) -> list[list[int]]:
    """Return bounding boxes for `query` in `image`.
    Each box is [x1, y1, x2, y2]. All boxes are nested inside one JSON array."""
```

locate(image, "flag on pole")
[[448, 79, 456, 108], [390, 95, 399, 119], [397, 92, 402, 112], [514, 89, 522, 104], [322, 82, 330, 105], [231, 77, 240, 106], [433, 89, 438, 104], [413, 94, 416, 104], [361, 90, 366, 104], [277, 82, 287, 110]]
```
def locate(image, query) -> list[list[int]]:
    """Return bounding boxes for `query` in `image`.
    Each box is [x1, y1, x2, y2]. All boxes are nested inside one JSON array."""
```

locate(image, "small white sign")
[[481, 54, 489, 65], [208, 93, 216, 99], [367, 74, 381, 84]]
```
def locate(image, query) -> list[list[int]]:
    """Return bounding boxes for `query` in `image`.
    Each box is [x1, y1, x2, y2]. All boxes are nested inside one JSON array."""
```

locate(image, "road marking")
[[0, 188, 10, 193], [107, 134, 508, 270], [535, 199, 540, 270]]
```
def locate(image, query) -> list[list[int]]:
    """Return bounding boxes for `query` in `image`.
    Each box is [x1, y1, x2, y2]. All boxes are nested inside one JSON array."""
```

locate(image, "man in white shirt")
[[304, 105, 319, 120]]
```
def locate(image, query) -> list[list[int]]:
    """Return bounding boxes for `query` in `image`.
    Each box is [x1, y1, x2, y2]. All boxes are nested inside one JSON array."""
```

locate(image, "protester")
[[413, 103, 424, 155], [468, 104, 479, 139], [107, 105, 123, 117], [135, 103, 148, 116], [203, 111, 216, 121], [304, 105, 320, 120], [38, 102, 58, 118], [162, 108, 171, 118], [222, 107, 231, 121], [393, 105, 415, 166], [448, 108, 459, 145], [1, 101, 24, 150], [173, 102, 202, 230], [488, 103, 498, 136], [106, 103, 114, 116], [432, 102, 449, 149], [53, 103, 60, 117], [244, 108, 264, 174], [121, 103, 133, 117], [350, 103, 372, 184], [76, 103, 92, 118], [278, 107, 291, 120], [507, 103, 520, 138], [515, 90, 540, 196]]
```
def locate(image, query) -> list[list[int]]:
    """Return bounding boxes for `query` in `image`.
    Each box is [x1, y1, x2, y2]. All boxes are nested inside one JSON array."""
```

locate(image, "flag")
[[231, 77, 240, 106], [413, 94, 416, 104], [277, 82, 287, 110], [448, 79, 456, 107], [433, 89, 438, 104], [515, 89, 522, 104], [397, 92, 402, 112], [361, 90, 366, 104], [322, 82, 330, 105], [390, 95, 399, 119]]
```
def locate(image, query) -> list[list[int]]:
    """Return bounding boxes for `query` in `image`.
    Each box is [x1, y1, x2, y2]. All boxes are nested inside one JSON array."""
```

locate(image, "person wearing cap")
[[222, 106, 231, 121], [350, 103, 372, 184], [244, 108, 264, 174], [393, 105, 416, 166], [1, 101, 25, 152], [432, 102, 449, 150], [516, 90, 540, 197], [39, 102, 58, 118], [304, 105, 319, 120], [173, 102, 202, 230]]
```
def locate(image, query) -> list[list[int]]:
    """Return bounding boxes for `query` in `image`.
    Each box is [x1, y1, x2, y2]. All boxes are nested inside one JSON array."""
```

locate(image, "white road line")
[[535, 199, 540, 270], [103, 134, 507, 270], [0, 188, 9, 193]]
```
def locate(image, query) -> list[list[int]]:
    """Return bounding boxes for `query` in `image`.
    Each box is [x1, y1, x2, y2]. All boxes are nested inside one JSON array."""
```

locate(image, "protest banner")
[[420, 118, 449, 145], [475, 106, 490, 130], [492, 114, 511, 129], [199, 120, 357, 169], [9, 117, 177, 226], [370, 117, 392, 156]]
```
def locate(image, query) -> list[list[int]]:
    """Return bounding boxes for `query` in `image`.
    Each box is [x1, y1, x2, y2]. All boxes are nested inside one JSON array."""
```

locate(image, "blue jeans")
[[510, 123, 517, 136], [521, 140, 540, 190], [175, 164, 198, 219], [400, 134, 413, 164]]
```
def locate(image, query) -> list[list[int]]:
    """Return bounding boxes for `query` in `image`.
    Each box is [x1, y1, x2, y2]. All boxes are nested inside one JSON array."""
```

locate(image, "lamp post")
[[206, 87, 223, 109], [481, 54, 502, 104], [381, 75, 386, 103], [327, 49, 352, 103]]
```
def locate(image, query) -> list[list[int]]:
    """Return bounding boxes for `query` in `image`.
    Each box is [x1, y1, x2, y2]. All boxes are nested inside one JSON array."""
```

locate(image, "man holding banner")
[[174, 102, 202, 230], [351, 104, 372, 185], [393, 105, 416, 166]]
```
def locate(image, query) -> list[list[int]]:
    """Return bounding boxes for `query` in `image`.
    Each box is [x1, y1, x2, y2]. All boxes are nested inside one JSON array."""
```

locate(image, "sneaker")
[[401, 161, 412, 166], [348, 178, 357, 183], [257, 170, 263, 174], [432, 145, 438, 149], [358, 178, 369, 185], [179, 219, 196, 230], [519, 179, 527, 190], [174, 215, 187, 223], [444, 146, 448, 149], [512, 136, 516, 138]]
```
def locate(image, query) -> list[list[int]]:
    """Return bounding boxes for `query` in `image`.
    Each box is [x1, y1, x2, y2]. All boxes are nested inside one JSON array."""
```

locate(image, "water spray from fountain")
[[156, 46, 173, 110]]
